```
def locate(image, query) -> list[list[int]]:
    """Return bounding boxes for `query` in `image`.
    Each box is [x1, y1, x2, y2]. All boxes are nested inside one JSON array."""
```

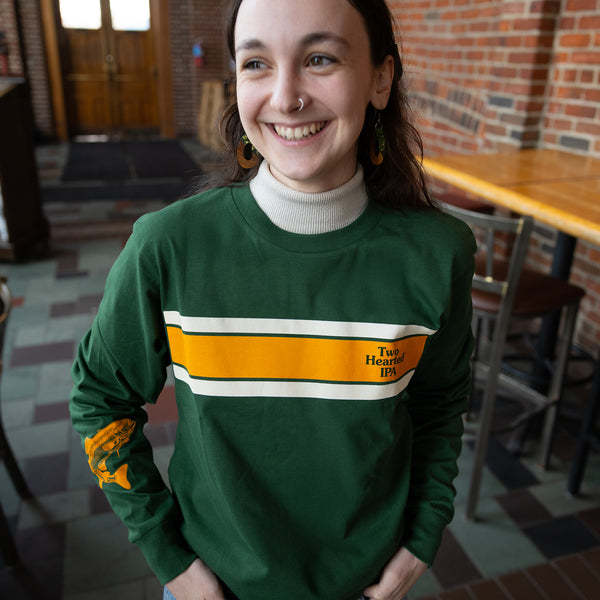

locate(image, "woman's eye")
[[242, 59, 265, 71], [308, 55, 334, 68]]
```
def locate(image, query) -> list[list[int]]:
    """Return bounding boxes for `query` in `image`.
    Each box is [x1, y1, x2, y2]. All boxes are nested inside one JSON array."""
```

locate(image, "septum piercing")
[[297, 98, 304, 112]]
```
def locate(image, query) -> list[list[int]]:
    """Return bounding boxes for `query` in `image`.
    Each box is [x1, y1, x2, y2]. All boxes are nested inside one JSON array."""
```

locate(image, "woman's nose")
[[270, 68, 304, 114]]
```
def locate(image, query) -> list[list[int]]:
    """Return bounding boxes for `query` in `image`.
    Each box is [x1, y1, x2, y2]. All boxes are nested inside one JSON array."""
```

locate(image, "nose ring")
[[297, 97, 304, 112]]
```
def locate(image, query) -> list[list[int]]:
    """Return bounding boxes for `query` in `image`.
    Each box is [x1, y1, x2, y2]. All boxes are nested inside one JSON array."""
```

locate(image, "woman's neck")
[[249, 161, 369, 234]]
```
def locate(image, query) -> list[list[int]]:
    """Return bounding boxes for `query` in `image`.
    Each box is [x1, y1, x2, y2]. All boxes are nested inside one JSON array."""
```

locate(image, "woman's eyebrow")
[[300, 31, 350, 49], [235, 39, 267, 54]]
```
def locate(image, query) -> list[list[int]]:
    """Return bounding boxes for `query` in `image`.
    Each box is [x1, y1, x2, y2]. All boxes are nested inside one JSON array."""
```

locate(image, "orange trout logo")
[[84, 419, 136, 489]]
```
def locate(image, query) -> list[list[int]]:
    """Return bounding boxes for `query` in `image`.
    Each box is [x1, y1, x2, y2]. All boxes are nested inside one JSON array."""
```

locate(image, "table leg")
[[533, 232, 577, 386]]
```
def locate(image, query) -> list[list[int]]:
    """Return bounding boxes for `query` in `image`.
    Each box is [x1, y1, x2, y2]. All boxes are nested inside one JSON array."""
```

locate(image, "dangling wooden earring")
[[369, 114, 385, 166], [237, 134, 260, 169]]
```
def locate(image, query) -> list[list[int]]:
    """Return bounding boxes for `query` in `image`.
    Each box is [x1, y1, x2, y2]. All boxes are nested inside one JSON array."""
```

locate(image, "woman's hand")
[[165, 558, 226, 600], [362, 547, 427, 600]]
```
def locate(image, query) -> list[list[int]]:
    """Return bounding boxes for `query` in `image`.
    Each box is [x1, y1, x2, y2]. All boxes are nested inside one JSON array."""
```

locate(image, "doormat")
[[44, 140, 205, 203], [61, 140, 202, 182]]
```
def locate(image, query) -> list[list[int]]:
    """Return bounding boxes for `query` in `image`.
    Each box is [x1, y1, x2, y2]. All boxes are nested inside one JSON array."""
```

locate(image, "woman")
[[70, 0, 475, 599]]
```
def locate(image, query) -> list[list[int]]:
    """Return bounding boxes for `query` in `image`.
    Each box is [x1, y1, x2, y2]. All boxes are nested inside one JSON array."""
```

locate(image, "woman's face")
[[234, 0, 393, 193]]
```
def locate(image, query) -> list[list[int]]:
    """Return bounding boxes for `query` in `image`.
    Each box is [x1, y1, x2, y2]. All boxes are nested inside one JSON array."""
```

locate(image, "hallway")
[[1, 141, 600, 599]]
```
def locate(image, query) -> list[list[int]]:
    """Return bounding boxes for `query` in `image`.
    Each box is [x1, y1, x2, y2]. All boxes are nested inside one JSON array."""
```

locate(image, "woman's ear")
[[370, 55, 395, 110]]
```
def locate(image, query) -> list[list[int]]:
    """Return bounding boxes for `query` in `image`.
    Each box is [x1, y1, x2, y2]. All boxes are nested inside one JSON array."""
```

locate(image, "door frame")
[[40, 0, 175, 140]]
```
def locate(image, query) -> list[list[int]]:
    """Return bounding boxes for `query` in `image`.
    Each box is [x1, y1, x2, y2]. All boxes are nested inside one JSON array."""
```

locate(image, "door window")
[[109, 0, 151, 31], [59, 0, 102, 30]]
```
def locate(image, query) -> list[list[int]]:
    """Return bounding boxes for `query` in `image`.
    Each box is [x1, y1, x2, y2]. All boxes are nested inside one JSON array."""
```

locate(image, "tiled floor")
[[1, 140, 600, 599]]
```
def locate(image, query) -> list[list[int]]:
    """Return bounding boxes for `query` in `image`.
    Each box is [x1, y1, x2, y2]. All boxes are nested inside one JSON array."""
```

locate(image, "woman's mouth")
[[273, 121, 327, 141]]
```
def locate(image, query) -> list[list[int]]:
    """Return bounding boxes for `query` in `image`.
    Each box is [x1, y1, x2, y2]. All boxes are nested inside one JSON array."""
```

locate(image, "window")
[[109, 0, 151, 31], [59, 0, 102, 30]]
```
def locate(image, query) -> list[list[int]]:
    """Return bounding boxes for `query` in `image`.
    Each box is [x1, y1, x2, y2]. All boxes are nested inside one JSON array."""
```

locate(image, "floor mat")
[[61, 140, 201, 182], [41, 180, 200, 204]]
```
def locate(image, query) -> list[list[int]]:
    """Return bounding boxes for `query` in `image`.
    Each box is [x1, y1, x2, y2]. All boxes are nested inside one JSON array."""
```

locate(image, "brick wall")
[[0, 0, 24, 76], [1, 0, 57, 138], [544, 0, 600, 154], [168, 0, 229, 137], [19, 0, 54, 138], [391, 0, 600, 352]]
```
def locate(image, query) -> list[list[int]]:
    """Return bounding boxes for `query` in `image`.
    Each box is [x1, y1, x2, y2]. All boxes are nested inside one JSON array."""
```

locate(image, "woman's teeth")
[[274, 122, 326, 141]]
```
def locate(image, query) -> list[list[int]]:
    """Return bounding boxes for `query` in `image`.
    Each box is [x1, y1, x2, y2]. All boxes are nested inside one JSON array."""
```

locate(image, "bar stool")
[[0, 276, 31, 565], [442, 204, 585, 520]]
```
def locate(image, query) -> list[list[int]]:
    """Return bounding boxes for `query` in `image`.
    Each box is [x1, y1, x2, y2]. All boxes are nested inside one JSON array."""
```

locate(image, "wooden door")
[[59, 0, 159, 137]]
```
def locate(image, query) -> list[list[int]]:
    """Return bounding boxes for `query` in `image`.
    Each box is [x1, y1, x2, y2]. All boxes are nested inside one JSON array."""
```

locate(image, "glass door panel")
[[109, 0, 151, 31], [59, 0, 102, 30]]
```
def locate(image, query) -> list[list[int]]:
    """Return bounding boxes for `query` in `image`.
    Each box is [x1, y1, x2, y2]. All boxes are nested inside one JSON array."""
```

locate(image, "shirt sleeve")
[[70, 217, 197, 584], [401, 220, 476, 566]]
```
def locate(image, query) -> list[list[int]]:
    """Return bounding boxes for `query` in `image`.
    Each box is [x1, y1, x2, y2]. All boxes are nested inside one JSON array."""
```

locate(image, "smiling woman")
[[69, 1, 476, 599]]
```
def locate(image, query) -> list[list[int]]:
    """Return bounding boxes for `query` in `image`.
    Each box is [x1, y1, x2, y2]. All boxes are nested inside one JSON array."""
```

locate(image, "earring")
[[237, 134, 260, 169], [369, 113, 386, 166]]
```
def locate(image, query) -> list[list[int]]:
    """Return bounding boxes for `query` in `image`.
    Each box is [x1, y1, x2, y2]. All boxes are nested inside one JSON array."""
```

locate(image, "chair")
[[436, 191, 494, 215], [441, 203, 585, 520], [0, 276, 31, 565]]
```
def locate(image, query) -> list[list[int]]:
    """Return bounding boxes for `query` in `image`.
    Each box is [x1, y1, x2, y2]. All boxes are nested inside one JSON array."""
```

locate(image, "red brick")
[[580, 15, 600, 29], [571, 51, 600, 64], [576, 122, 600, 136], [559, 33, 592, 47], [566, 0, 598, 10], [565, 105, 597, 118]]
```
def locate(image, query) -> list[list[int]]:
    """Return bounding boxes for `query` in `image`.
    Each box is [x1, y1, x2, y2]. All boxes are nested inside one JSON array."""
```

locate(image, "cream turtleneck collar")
[[249, 161, 369, 234]]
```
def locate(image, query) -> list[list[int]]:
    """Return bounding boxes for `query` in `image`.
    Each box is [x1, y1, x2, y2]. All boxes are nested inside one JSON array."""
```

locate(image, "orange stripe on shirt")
[[166, 326, 427, 384]]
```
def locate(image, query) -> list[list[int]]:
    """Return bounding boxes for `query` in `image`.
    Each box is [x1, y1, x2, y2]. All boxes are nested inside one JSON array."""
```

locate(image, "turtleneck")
[[249, 161, 369, 234]]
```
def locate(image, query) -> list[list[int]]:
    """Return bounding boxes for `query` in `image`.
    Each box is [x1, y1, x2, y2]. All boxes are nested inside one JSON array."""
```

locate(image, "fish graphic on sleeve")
[[84, 419, 136, 489]]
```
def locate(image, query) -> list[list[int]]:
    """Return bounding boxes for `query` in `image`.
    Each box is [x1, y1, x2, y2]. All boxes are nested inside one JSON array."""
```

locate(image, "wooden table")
[[424, 146, 600, 343], [423, 149, 600, 249]]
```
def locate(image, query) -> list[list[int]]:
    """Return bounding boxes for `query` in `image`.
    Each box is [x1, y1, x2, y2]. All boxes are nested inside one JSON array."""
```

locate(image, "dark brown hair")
[[204, 0, 434, 210]]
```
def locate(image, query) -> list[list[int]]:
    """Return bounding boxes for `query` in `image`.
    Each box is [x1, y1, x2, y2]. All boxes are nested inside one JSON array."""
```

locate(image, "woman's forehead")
[[234, 0, 368, 51]]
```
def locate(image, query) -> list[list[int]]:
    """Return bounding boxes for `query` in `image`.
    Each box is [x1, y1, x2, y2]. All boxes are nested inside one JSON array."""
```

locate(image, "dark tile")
[[0, 563, 61, 600], [526, 563, 581, 600], [145, 423, 172, 448], [485, 438, 539, 489], [23, 453, 68, 496], [550, 429, 577, 462], [56, 269, 89, 280], [580, 546, 600, 574], [554, 554, 600, 599], [523, 515, 600, 559], [10, 341, 74, 367], [56, 253, 79, 272], [89, 484, 112, 515], [432, 528, 482, 589], [498, 571, 546, 600], [76, 293, 103, 313], [33, 401, 70, 424], [49, 301, 77, 318], [495, 488, 553, 527], [16, 521, 65, 571], [578, 507, 600, 537], [146, 385, 178, 424], [469, 579, 509, 599]]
